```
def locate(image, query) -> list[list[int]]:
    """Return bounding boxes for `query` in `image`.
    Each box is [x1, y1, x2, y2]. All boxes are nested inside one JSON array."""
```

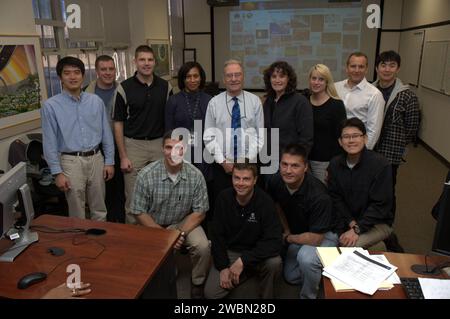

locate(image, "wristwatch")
[[352, 224, 361, 235], [179, 231, 186, 238]]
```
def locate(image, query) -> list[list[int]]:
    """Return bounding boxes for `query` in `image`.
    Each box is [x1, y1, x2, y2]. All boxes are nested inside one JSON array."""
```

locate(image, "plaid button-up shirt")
[[374, 79, 420, 165], [131, 159, 209, 226]]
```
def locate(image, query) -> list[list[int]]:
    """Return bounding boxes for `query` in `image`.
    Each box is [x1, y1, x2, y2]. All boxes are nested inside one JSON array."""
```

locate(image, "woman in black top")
[[165, 61, 212, 181], [308, 64, 347, 184], [262, 61, 314, 177]]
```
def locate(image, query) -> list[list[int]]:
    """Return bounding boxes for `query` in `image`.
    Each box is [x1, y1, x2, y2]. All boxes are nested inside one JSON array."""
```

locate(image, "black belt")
[[128, 136, 162, 141], [62, 146, 100, 157]]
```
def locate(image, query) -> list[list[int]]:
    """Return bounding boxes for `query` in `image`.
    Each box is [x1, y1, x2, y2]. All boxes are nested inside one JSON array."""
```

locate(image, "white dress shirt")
[[203, 90, 264, 163], [335, 78, 385, 149]]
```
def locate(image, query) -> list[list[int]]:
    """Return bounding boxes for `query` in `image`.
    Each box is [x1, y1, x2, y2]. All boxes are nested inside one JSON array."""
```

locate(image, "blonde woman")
[[308, 64, 347, 184]]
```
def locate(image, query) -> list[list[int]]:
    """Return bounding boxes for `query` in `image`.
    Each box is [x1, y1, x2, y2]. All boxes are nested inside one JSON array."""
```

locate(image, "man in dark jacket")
[[204, 161, 282, 299], [328, 117, 394, 248]]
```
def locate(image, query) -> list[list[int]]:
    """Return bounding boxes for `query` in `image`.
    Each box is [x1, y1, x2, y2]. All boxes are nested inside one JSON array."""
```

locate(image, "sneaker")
[[191, 283, 205, 299]]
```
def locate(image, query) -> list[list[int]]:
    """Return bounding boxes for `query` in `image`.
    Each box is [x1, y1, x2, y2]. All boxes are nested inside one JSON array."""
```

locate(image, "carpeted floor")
[[394, 143, 448, 254]]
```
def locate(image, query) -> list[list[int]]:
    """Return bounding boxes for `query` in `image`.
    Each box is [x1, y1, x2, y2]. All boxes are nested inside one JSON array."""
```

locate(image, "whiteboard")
[[398, 30, 424, 86], [420, 41, 448, 93]]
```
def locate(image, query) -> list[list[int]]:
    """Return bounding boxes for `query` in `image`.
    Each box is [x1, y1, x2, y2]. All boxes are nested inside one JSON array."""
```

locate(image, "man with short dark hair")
[[131, 131, 210, 299], [267, 144, 337, 299], [85, 55, 125, 223], [205, 161, 282, 299], [113, 45, 173, 224], [373, 50, 420, 203], [328, 118, 394, 248], [41, 56, 114, 221], [335, 52, 385, 149]]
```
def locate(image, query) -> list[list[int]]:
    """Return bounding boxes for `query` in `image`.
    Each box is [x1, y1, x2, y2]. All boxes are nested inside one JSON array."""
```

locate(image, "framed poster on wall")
[[0, 35, 46, 139], [183, 48, 197, 63], [147, 39, 171, 78]]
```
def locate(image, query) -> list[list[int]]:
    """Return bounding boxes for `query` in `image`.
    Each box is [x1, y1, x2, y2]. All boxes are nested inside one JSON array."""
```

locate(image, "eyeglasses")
[[224, 72, 242, 80], [341, 133, 364, 141]]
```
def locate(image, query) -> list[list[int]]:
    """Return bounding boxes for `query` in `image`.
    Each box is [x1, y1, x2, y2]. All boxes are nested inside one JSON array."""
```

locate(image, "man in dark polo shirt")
[[113, 45, 173, 224], [267, 144, 338, 299]]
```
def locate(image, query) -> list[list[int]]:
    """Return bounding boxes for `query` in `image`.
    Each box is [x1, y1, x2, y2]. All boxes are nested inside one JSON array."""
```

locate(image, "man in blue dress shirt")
[[41, 57, 115, 221]]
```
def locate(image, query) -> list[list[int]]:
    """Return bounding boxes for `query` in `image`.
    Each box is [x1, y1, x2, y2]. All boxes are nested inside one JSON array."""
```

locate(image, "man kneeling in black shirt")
[[204, 160, 283, 299], [328, 117, 394, 248]]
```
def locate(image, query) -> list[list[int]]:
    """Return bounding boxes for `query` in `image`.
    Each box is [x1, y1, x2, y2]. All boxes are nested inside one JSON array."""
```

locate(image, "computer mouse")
[[17, 272, 47, 289], [48, 247, 65, 256]]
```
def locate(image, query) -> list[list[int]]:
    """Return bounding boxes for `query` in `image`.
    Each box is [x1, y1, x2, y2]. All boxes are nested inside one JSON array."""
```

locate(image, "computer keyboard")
[[400, 277, 425, 299]]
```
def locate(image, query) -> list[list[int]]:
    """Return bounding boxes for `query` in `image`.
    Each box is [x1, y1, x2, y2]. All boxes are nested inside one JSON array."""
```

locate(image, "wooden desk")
[[323, 252, 450, 299], [0, 214, 179, 299]]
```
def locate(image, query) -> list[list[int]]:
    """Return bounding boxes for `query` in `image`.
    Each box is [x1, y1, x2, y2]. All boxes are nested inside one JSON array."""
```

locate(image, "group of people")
[[40, 45, 420, 299]]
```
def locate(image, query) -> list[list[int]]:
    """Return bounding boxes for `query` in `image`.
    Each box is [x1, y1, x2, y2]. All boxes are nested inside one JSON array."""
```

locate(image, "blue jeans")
[[283, 231, 339, 299]]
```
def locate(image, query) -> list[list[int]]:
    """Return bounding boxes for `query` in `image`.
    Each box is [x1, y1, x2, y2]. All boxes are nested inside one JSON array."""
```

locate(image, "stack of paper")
[[418, 278, 450, 299], [318, 247, 399, 295]]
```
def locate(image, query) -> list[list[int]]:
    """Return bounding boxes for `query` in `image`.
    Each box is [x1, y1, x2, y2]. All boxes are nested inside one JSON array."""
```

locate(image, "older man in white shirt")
[[335, 52, 384, 149], [204, 59, 264, 201]]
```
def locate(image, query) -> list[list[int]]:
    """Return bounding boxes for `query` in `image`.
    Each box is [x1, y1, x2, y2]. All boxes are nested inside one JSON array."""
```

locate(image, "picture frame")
[[183, 48, 197, 63], [146, 39, 171, 79], [0, 35, 47, 139]]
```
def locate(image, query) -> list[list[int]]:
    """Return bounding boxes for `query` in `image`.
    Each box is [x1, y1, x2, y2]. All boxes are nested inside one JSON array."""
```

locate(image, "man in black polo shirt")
[[267, 144, 337, 299], [113, 45, 172, 224], [204, 161, 282, 299], [328, 117, 394, 248]]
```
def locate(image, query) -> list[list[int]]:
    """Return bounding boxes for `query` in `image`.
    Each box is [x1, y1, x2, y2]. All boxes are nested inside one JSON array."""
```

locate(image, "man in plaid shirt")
[[131, 130, 210, 298], [373, 51, 420, 252], [374, 51, 420, 201]]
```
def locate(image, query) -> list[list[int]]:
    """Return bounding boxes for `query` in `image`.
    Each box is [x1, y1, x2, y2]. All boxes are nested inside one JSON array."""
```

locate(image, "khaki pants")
[[168, 222, 211, 285], [204, 250, 282, 299], [123, 137, 163, 224], [356, 224, 393, 248], [60, 152, 106, 221]]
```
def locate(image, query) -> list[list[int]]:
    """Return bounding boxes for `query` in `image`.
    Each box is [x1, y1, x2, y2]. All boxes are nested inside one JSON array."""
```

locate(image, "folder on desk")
[[317, 247, 394, 292]]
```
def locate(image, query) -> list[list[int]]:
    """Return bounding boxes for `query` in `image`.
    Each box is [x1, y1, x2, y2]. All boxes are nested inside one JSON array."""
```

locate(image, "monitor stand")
[[0, 230, 38, 262]]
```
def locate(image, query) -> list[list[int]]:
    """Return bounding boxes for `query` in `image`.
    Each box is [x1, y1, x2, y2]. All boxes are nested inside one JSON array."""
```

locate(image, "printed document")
[[323, 249, 397, 295]]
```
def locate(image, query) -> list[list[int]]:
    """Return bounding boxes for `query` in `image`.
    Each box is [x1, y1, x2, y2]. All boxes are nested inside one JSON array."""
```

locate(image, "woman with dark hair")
[[263, 61, 314, 162], [165, 61, 212, 181]]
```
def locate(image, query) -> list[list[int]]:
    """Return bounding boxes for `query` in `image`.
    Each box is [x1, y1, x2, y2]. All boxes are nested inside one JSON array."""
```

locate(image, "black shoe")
[[191, 284, 205, 299], [180, 245, 189, 255]]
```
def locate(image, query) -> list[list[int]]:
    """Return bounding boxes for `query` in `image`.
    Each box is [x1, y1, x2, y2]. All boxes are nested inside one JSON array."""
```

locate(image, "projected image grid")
[[229, 7, 362, 89]]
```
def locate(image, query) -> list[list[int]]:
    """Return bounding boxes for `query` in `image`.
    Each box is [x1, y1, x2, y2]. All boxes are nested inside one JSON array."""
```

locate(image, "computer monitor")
[[411, 173, 450, 275], [432, 174, 450, 257], [0, 162, 38, 262]]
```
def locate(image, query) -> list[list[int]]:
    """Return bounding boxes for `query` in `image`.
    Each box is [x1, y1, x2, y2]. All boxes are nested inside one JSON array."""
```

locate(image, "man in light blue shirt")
[[41, 56, 114, 221]]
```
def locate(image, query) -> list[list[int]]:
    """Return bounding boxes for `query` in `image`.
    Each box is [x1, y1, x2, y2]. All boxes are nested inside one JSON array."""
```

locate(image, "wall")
[[401, 0, 450, 162], [379, 0, 403, 53], [0, 0, 36, 35], [0, 0, 41, 172], [127, 0, 170, 75], [416, 24, 450, 162], [401, 0, 450, 29], [183, 0, 212, 82]]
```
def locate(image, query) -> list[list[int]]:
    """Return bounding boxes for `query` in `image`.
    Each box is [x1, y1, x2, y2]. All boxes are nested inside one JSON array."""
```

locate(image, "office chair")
[[8, 135, 67, 217]]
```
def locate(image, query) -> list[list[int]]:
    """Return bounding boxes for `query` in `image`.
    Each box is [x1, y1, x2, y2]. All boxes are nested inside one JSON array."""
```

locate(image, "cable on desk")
[[45, 234, 107, 277]]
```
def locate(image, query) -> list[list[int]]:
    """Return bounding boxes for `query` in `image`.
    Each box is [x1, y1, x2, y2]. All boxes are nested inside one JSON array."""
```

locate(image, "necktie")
[[231, 97, 241, 160]]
